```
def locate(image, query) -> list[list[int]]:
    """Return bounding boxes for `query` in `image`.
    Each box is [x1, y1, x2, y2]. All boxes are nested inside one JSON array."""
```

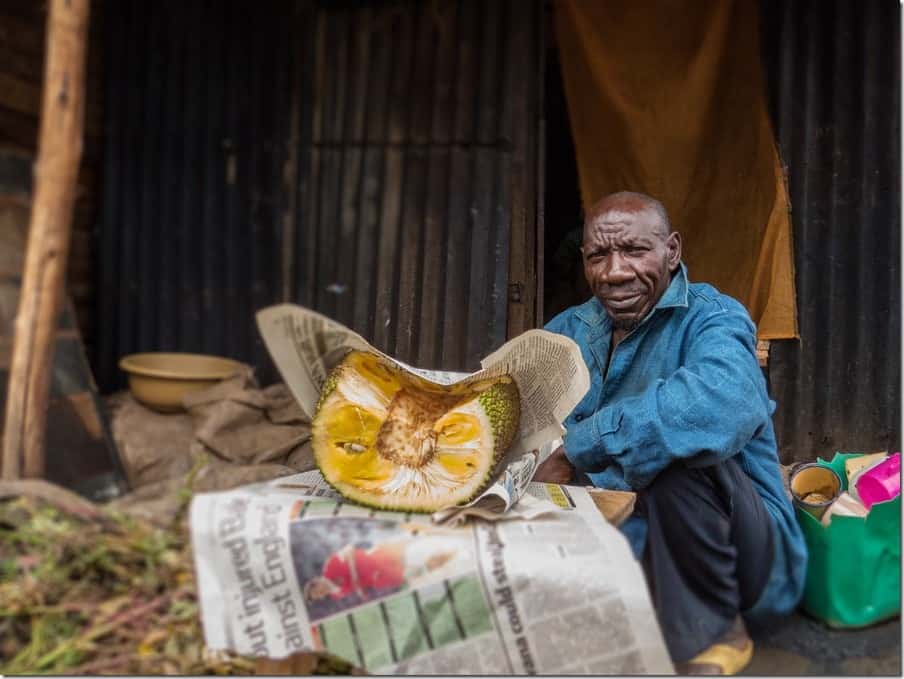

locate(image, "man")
[[535, 191, 806, 675]]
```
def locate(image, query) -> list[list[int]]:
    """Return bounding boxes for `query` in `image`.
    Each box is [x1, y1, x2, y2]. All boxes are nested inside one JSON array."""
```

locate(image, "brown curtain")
[[554, 0, 798, 339]]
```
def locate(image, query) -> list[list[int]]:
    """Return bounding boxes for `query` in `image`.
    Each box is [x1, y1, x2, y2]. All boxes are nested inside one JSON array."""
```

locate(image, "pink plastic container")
[[855, 452, 901, 510]]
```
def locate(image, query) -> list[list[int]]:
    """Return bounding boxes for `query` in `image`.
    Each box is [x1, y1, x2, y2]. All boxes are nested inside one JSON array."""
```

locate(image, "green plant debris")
[[0, 481, 359, 676], [0, 490, 250, 676]]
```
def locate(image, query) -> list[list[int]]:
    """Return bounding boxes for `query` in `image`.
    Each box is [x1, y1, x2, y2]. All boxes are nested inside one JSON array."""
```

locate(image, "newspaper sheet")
[[190, 478, 674, 674], [255, 304, 587, 520], [270, 461, 563, 526], [255, 304, 590, 459]]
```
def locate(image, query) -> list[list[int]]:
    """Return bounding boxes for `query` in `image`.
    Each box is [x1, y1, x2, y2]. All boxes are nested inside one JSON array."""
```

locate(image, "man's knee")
[[644, 462, 694, 493], [644, 461, 711, 498], [640, 462, 730, 519]]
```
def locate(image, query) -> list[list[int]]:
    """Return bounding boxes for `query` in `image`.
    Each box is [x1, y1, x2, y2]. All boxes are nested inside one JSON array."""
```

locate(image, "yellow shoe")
[[676, 617, 754, 675]]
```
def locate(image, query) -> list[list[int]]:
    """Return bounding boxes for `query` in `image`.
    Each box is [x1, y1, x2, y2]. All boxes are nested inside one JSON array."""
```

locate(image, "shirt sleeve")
[[562, 306, 772, 489]]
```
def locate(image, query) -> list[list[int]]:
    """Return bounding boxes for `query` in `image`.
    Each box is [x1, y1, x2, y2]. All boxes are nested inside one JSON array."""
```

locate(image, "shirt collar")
[[574, 262, 690, 327], [655, 262, 690, 311]]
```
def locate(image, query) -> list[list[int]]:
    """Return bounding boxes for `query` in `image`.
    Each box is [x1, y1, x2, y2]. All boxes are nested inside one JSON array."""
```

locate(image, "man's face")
[[581, 203, 681, 332]]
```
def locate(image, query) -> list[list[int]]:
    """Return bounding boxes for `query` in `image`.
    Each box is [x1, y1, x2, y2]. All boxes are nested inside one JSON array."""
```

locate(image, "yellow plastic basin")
[[118, 352, 243, 412]]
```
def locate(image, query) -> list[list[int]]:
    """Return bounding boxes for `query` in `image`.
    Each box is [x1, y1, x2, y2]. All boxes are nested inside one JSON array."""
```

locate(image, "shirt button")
[[575, 414, 583, 422]]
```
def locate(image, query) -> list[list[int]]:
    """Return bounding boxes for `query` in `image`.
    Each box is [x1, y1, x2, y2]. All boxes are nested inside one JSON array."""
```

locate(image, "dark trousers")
[[635, 458, 774, 663]]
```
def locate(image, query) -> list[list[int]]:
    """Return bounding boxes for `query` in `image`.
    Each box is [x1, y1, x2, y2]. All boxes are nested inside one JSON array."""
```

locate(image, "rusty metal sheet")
[[761, 0, 901, 462], [97, 0, 542, 391]]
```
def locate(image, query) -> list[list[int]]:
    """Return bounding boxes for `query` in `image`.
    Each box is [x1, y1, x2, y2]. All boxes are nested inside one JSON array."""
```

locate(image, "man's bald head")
[[585, 191, 672, 238]]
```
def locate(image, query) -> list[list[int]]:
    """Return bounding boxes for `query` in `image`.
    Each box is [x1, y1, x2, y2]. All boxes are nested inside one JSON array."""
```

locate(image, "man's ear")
[[666, 232, 682, 272]]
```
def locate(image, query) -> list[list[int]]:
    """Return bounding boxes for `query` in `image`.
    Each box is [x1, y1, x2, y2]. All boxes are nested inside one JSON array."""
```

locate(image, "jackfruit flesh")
[[312, 351, 521, 512]]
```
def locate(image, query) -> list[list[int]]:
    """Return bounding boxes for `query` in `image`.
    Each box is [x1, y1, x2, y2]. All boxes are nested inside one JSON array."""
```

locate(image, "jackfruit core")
[[312, 351, 521, 512]]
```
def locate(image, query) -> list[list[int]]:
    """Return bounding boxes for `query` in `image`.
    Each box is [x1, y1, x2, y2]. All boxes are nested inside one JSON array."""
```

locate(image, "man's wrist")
[[562, 417, 595, 470], [561, 439, 580, 467], [564, 408, 620, 473]]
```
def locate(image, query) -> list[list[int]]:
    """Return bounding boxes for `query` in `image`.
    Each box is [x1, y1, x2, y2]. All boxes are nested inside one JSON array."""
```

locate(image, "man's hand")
[[533, 445, 575, 484]]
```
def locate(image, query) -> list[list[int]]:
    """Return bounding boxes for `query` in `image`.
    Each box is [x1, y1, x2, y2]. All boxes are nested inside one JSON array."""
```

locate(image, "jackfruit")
[[312, 350, 521, 512]]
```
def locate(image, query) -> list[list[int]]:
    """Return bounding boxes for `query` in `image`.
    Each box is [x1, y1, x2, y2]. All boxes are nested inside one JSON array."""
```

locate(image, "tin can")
[[790, 463, 842, 520]]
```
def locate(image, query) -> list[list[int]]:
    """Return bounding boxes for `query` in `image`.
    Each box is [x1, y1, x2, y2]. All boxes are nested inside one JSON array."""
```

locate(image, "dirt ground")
[[744, 612, 901, 675]]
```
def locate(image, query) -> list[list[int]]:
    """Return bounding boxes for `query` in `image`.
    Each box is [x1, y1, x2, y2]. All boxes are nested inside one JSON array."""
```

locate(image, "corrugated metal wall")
[[97, 0, 296, 390], [97, 0, 541, 392], [760, 0, 901, 462], [294, 0, 541, 372]]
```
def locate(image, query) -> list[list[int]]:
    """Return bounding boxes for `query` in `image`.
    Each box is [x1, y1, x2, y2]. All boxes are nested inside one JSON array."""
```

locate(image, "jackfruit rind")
[[478, 380, 520, 451], [312, 351, 521, 512], [316, 372, 339, 412]]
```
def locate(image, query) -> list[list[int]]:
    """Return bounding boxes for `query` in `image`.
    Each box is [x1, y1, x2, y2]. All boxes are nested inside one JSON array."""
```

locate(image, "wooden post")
[[1, 0, 90, 480]]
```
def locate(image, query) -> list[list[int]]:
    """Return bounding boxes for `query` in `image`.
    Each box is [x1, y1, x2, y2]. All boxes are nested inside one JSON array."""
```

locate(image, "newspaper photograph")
[[190, 477, 674, 674]]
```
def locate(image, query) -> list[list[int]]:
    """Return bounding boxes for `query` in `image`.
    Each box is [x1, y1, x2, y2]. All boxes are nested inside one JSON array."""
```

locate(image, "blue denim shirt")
[[545, 264, 807, 618]]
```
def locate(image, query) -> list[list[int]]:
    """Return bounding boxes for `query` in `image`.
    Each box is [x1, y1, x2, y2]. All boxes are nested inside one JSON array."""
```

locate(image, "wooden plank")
[[0, 72, 43, 118], [2, 0, 90, 479], [33, 307, 125, 499], [197, 0, 219, 353], [0, 150, 31, 195], [0, 14, 104, 133], [417, 1, 458, 367], [245, 2, 274, 348], [492, 1, 516, 347], [474, 0, 503, 146], [465, 0, 503, 369], [394, 4, 436, 363], [588, 488, 637, 527], [372, 9, 414, 353], [505, 0, 540, 338], [174, 0, 201, 351], [0, 202, 28, 280], [394, 151, 428, 363], [281, 0, 304, 303], [134, 3, 165, 353], [464, 164, 496, 368], [221, 0, 246, 357], [0, 10, 46, 61], [757, 339, 771, 367], [154, 2, 185, 351], [335, 7, 371, 330], [314, 11, 349, 321], [0, 108, 39, 150], [300, 9, 327, 310], [93, 0, 126, 389], [441, 0, 479, 369], [0, 39, 44, 82], [353, 6, 393, 339]]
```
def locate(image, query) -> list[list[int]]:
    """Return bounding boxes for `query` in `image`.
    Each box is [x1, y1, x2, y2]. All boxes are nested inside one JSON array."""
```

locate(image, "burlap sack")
[[108, 368, 317, 525]]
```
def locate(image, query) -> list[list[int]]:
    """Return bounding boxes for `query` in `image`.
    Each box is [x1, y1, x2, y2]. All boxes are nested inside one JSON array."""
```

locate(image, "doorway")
[[542, 21, 587, 325]]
